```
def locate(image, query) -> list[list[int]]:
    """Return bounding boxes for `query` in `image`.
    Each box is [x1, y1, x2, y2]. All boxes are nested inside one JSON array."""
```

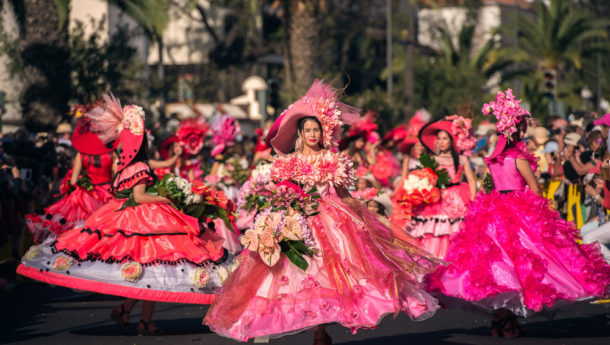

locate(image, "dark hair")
[[131, 131, 150, 164], [438, 130, 460, 175], [366, 199, 386, 216], [296, 116, 324, 150]]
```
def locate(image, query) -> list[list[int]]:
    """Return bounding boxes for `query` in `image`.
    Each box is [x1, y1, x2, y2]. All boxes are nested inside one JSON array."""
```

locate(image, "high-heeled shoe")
[[110, 305, 132, 332], [138, 319, 165, 336]]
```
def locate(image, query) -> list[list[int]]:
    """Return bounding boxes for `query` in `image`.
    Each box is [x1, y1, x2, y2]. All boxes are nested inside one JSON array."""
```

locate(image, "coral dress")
[[406, 155, 471, 258], [204, 151, 440, 341], [26, 153, 114, 243], [17, 162, 235, 304], [427, 145, 610, 316]]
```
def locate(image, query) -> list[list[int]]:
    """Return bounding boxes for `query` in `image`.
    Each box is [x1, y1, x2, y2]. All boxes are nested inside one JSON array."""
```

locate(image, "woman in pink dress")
[[18, 95, 235, 335], [404, 115, 477, 258], [25, 117, 118, 243], [428, 90, 610, 337], [204, 80, 441, 344]]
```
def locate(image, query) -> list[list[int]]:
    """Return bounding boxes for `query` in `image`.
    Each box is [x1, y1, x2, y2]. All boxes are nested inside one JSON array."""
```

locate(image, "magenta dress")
[[204, 151, 440, 341], [427, 144, 610, 316], [406, 155, 471, 258]]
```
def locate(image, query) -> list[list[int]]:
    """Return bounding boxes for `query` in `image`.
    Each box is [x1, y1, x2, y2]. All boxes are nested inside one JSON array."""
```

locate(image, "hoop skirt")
[[18, 162, 236, 304], [204, 152, 441, 341], [428, 188, 610, 316]]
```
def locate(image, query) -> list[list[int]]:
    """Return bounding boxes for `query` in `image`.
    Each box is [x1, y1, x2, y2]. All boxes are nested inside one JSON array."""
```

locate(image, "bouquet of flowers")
[[240, 179, 320, 271], [56, 169, 93, 196], [393, 154, 450, 219], [115, 175, 234, 229]]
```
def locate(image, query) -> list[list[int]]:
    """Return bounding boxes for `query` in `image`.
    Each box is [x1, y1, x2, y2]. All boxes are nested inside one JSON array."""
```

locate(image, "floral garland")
[[445, 115, 477, 156], [270, 151, 355, 189], [482, 88, 532, 140]]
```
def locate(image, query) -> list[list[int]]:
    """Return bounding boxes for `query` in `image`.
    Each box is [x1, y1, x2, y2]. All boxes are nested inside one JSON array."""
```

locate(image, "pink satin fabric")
[[204, 196, 441, 341]]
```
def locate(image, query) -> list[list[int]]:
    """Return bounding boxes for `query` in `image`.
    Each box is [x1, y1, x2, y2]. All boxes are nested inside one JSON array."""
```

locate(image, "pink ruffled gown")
[[26, 153, 114, 243], [406, 155, 471, 258], [427, 145, 610, 316], [204, 151, 441, 341]]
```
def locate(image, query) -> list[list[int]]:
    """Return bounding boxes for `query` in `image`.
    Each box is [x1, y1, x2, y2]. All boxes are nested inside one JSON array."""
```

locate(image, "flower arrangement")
[[270, 151, 355, 189], [239, 178, 319, 271], [56, 168, 93, 196], [445, 115, 477, 156], [482, 88, 532, 140], [393, 154, 450, 219], [119, 105, 145, 135]]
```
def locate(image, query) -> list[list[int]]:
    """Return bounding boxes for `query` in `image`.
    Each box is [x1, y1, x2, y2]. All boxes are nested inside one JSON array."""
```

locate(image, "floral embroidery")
[[120, 261, 143, 282], [193, 268, 210, 288], [52, 256, 73, 271], [23, 246, 42, 260]]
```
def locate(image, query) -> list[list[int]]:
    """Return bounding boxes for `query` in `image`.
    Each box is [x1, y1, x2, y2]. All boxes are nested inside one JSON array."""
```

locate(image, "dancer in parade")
[[25, 115, 118, 243], [428, 89, 610, 337], [204, 80, 441, 344], [401, 115, 477, 258], [17, 95, 235, 335]]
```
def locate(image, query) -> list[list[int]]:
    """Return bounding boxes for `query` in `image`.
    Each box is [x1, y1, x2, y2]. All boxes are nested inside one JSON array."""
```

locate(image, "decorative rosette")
[[23, 245, 42, 261], [216, 266, 229, 284], [118, 105, 145, 135], [445, 115, 477, 156], [482, 88, 532, 140], [52, 256, 73, 271], [120, 261, 143, 282], [193, 267, 210, 288]]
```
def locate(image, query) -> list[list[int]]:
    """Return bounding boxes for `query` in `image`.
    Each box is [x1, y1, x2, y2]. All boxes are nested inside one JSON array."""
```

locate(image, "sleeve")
[[580, 151, 593, 165], [110, 162, 155, 193]]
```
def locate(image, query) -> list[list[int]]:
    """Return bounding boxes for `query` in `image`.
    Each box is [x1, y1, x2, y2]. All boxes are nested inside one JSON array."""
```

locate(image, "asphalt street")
[[1, 282, 609, 345]]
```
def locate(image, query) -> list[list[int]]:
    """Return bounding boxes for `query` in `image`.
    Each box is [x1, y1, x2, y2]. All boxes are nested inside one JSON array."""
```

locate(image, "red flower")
[[191, 180, 213, 199], [176, 126, 205, 155], [411, 167, 438, 186]]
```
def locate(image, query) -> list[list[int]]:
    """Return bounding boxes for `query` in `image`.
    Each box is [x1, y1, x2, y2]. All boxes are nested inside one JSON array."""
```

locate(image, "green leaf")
[[289, 241, 314, 256], [116, 195, 139, 211], [284, 248, 309, 271]]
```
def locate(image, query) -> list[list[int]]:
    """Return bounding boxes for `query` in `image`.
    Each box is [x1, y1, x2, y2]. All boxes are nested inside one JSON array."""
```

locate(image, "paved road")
[[1, 282, 609, 345]]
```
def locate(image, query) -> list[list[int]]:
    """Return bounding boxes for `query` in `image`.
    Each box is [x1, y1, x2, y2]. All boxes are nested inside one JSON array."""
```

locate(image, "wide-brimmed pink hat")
[[267, 80, 360, 154], [418, 115, 476, 156], [71, 116, 119, 155]]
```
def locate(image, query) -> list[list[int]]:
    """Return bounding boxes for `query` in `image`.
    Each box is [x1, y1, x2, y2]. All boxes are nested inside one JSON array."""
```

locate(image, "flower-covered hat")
[[418, 115, 476, 156], [267, 79, 360, 154], [210, 114, 240, 157], [397, 109, 431, 154], [339, 110, 379, 151], [483, 89, 532, 161], [85, 94, 146, 172]]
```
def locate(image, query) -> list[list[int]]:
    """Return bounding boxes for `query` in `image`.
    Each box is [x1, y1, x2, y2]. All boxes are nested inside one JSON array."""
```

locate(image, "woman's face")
[[413, 142, 424, 157], [518, 121, 527, 140], [366, 200, 380, 214], [354, 137, 364, 150], [436, 131, 451, 152], [590, 138, 601, 152], [301, 119, 321, 149], [356, 178, 368, 191]]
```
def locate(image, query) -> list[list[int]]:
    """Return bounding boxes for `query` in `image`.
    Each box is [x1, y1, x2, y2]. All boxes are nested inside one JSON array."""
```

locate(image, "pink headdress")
[[268, 79, 360, 154], [176, 117, 209, 156], [482, 89, 532, 161], [85, 93, 146, 171], [211, 114, 240, 156], [482, 88, 532, 141], [398, 109, 431, 154]]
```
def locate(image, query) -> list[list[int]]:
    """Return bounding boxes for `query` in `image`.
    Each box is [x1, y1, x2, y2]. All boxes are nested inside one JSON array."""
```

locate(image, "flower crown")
[[445, 115, 477, 156], [482, 89, 532, 140]]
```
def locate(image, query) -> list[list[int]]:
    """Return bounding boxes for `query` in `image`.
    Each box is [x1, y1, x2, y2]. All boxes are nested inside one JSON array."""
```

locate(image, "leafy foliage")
[[418, 153, 451, 188]]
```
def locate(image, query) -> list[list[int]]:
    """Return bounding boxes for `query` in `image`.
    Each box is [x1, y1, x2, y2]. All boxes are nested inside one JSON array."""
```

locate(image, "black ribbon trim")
[[79, 227, 189, 240], [109, 169, 154, 194], [49, 239, 230, 267], [412, 216, 464, 225]]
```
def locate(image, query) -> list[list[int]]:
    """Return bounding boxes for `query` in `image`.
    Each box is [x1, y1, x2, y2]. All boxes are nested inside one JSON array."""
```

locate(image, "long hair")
[[438, 130, 460, 175]]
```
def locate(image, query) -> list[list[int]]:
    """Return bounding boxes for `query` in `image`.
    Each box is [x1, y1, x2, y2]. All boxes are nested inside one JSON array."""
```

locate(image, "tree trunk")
[[285, 0, 318, 93], [157, 37, 166, 125], [403, 0, 416, 120], [21, 0, 71, 131]]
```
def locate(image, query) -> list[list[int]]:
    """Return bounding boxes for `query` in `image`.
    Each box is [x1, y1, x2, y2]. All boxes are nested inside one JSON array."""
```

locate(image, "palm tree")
[[516, 0, 608, 85]]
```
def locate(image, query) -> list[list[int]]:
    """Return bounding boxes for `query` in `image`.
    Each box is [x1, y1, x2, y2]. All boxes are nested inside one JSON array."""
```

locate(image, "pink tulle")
[[428, 189, 610, 315]]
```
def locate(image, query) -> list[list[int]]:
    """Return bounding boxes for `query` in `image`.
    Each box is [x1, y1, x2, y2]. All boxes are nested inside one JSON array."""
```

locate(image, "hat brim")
[[116, 129, 144, 172], [71, 117, 119, 155], [418, 120, 456, 153], [159, 135, 180, 160], [268, 103, 318, 154]]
